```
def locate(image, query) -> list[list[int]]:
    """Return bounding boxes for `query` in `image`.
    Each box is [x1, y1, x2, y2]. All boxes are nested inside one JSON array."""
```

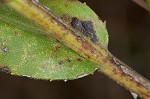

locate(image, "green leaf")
[[39, 0, 108, 47], [0, 0, 108, 80]]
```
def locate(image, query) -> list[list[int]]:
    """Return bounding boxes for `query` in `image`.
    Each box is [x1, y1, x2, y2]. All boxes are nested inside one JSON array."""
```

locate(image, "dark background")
[[0, 0, 150, 99]]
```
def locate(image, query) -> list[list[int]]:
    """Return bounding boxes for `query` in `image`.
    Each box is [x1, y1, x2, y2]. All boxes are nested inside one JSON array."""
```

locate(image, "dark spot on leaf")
[[1, 46, 9, 52], [15, 31, 21, 36], [0, 66, 11, 74], [59, 60, 64, 65], [71, 17, 83, 29], [77, 58, 82, 62], [51, 43, 61, 55], [61, 14, 72, 24], [71, 17, 98, 43], [67, 59, 71, 62], [65, 4, 67, 7], [84, 54, 91, 59]]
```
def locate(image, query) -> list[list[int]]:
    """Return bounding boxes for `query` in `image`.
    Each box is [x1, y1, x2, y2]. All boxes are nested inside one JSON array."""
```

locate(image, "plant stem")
[[4, 0, 150, 98], [97, 53, 150, 99]]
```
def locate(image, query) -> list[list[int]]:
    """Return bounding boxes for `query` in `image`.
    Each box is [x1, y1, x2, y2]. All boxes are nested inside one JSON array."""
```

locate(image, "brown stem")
[[97, 52, 150, 99]]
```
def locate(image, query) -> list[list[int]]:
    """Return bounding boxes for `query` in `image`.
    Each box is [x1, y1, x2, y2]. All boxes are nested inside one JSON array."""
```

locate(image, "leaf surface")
[[0, 0, 108, 80]]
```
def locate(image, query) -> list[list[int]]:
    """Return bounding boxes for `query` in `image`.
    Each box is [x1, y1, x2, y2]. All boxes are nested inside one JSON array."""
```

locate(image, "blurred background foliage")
[[0, 0, 150, 99]]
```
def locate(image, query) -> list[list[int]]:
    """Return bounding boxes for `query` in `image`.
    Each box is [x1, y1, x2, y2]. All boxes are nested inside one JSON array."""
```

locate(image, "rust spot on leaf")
[[51, 43, 61, 54], [59, 60, 64, 65]]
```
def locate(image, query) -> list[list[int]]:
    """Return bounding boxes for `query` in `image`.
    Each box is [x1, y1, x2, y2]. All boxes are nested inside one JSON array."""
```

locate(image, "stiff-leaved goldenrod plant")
[[0, 0, 150, 98]]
